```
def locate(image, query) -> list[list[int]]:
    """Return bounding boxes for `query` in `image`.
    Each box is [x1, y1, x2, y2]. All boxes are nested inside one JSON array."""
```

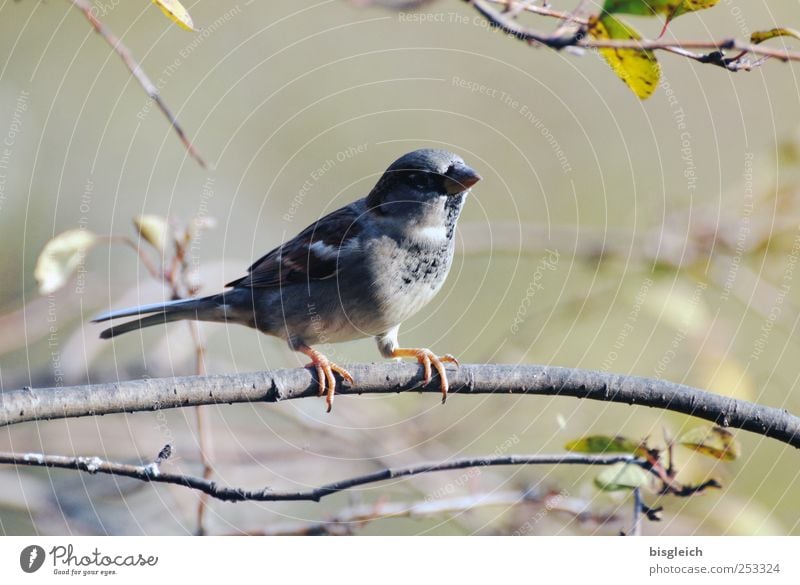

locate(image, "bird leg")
[[390, 348, 459, 404], [296, 345, 353, 413]]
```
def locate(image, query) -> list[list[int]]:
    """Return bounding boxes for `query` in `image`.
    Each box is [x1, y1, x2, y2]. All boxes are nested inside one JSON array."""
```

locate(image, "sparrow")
[[92, 148, 481, 411]]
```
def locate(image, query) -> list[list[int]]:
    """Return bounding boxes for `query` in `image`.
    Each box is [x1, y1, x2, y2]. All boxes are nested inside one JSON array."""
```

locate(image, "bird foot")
[[391, 348, 459, 403], [298, 346, 353, 413]]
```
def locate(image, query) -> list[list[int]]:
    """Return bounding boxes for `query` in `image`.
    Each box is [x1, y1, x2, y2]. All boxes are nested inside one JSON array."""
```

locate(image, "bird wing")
[[226, 202, 363, 289]]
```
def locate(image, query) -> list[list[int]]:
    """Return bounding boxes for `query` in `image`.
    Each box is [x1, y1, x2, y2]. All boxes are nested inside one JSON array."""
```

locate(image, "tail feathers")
[[99, 312, 189, 339], [93, 295, 223, 339]]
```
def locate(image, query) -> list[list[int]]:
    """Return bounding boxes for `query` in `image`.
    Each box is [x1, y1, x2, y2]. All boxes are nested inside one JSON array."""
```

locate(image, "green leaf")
[[603, 0, 681, 17], [604, 0, 719, 20], [34, 230, 98, 295], [565, 435, 641, 454], [588, 15, 660, 99], [603, 0, 720, 36], [594, 463, 650, 492], [678, 426, 740, 461], [669, 0, 720, 21], [750, 28, 800, 45]]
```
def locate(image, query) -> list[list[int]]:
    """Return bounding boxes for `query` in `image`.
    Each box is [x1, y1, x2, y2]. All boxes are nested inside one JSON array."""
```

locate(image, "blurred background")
[[1, 0, 799, 535]]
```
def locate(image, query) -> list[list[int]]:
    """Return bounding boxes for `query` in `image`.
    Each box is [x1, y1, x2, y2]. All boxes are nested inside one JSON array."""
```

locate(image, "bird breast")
[[364, 234, 454, 329]]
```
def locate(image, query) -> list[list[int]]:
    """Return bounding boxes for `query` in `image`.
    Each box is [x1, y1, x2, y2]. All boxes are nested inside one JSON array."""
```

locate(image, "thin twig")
[[191, 333, 213, 535], [488, 0, 583, 23], [166, 229, 214, 535], [551, 0, 592, 39], [630, 487, 643, 536], [67, 0, 206, 167], [105, 236, 162, 281], [468, 0, 800, 70], [0, 450, 638, 503], [3, 363, 799, 448], [110, 218, 216, 532]]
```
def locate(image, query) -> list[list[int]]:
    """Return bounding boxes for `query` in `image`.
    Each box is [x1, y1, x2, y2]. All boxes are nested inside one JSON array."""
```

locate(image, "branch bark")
[[470, 0, 800, 70], [2, 363, 799, 447], [0, 449, 636, 503]]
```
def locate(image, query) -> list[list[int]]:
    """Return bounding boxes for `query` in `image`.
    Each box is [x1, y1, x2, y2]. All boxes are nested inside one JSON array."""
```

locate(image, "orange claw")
[[391, 348, 459, 404], [297, 345, 354, 412]]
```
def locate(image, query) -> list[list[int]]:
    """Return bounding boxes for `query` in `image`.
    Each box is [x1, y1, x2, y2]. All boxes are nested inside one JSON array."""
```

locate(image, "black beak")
[[443, 162, 482, 195]]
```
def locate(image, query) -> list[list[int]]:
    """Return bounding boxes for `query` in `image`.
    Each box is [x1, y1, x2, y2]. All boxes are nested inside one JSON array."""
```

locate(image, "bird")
[[92, 148, 481, 412]]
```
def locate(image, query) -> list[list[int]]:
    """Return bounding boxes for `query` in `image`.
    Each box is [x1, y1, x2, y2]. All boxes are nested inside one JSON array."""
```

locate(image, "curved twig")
[[67, 0, 206, 167], [0, 450, 637, 503]]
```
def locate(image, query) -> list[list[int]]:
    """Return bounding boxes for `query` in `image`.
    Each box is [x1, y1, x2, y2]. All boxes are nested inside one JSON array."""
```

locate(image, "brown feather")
[[226, 204, 363, 288]]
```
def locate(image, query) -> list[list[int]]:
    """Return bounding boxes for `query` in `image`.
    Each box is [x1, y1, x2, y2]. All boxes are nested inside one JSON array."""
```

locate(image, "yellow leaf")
[[152, 0, 197, 32], [34, 230, 98, 295], [678, 426, 740, 461], [133, 214, 170, 254], [565, 435, 641, 454], [588, 15, 660, 99], [750, 28, 800, 45]]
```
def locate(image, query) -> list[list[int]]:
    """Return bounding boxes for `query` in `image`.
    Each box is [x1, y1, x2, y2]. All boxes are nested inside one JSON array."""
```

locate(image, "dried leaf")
[[133, 214, 170, 254], [678, 426, 740, 461], [34, 230, 98, 295], [151, 0, 197, 32], [588, 15, 660, 99]]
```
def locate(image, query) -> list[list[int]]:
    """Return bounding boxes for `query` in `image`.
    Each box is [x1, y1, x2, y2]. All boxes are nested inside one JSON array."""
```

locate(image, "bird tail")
[[92, 295, 224, 339]]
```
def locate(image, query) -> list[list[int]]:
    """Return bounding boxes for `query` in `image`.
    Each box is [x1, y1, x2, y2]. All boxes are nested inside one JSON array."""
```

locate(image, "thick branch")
[[2, 364, 799, 448], [0, 450, 636, 503]]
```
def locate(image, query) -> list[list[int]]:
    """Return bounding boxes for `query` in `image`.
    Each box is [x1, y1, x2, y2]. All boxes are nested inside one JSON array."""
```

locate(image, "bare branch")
[[0, 449, 637, 503], [67, 0, 207, 167], [550, 0, 592, 40], [469, 0, 800, 71], [2, 363, 799, 448], [485, 0, 585, 24]]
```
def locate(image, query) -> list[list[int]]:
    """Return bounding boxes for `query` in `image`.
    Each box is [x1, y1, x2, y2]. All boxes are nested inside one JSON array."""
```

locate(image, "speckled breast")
[[364, 235, 455, 331]]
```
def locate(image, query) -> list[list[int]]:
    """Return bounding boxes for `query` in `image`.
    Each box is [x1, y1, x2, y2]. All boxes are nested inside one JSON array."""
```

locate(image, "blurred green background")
[[1, 0, 799, 535]]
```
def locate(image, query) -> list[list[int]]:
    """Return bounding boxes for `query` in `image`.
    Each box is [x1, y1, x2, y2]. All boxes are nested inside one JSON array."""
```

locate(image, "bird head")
[[366, 149, 482, 214]]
